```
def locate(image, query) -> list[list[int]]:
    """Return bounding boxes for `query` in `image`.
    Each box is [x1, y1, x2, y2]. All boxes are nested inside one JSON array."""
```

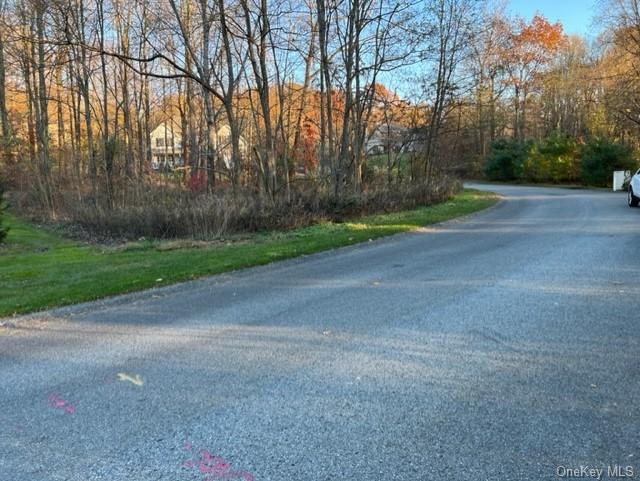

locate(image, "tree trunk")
[[35, 1, 54, 213]]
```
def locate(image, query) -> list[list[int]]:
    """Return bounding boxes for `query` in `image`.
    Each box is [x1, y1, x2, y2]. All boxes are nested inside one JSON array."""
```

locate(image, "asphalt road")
[[1, 184, 639, 481]]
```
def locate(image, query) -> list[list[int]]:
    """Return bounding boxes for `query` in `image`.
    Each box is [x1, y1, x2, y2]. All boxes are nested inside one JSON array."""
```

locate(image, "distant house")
[[404, 127, 427, 153], [366, 123, 410, 155], [150, 122, 183, 170], [150, 121, 248, 170], [210, 124, 249, 169]]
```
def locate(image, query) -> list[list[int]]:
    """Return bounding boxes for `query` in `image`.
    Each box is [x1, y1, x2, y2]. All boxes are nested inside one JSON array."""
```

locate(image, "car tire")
[[629, 187, 640, 207]]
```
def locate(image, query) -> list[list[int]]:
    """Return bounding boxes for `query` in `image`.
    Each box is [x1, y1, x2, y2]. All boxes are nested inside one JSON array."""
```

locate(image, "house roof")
[[370, 122, 409, 136], [151, 121, 182, 139]]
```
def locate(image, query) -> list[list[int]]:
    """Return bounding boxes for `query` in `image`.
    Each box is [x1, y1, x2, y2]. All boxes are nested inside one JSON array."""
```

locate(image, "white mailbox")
[[613, 170, 630, 191]]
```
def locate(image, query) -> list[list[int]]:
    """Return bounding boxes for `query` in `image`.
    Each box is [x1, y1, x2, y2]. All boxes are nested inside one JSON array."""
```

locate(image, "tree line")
[[0, 0, 476, 208], [0, 0, 639, 238]]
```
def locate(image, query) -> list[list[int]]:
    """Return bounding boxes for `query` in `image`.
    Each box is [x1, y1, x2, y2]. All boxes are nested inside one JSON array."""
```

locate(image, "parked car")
[[629, 168, 640, 207]]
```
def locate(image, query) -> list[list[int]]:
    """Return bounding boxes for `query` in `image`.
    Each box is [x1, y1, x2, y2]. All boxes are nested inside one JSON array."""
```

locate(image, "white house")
[[210, 124, 249, 169], [150, 121, 183, 170], [150, 121, 248, 170], [366, 122, 410, 155]]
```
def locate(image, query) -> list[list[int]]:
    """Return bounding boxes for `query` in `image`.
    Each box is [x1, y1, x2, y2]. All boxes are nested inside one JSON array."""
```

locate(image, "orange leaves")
[[511, 15, 566, 66], [370, 82, 398, 103], [500, 14, 568, 92], [516, 15, 565, 51], [297, 120, 320, 170]]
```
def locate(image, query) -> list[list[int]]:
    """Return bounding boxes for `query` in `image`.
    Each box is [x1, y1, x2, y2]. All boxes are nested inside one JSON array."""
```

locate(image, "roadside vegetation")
[[0, 189, 497, 318], [484, 136, 637, 187], [3, 0, 640, 316], [13, 180, 460, 241], [1, 2, 640, 250]]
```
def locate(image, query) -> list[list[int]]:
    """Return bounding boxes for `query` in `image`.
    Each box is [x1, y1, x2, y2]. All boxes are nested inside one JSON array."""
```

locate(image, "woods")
[[1, 0, 640, 239]]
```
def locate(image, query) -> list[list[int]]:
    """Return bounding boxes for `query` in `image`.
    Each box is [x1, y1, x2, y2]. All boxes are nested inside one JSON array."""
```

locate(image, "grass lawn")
[[367, 152, 411, 175], [0, 188, 498, 317]]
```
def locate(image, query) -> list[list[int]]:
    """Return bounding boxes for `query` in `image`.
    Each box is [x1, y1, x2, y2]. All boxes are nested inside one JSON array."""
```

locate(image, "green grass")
[[0, 188, 498, 317], [367, 152, 411, 175]]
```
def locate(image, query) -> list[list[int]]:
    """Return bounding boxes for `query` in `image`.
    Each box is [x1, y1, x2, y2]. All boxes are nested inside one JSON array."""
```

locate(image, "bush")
[[581, 138, 636, 187], [522, 135, 579, 183], [0, 180, 8, 243], [484, 139, 527, 181], [485, 135, 635, 186], [12, 176, 461, 241], [187, 171, 207, 193]]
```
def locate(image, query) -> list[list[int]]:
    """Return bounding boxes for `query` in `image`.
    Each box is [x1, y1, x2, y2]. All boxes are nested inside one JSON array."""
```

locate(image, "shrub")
[[581, 138, 636, 187], [484, 139, 527, 181], [522, 134, 579, 183], [0, 180, 8, 243], [12, 176, 461, 241], [187, 171, 207, 193]]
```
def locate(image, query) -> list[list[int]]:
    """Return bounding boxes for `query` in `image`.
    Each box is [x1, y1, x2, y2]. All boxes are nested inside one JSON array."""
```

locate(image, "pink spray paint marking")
[[47, 393, 76, 414], [182, 442, 254, 481]]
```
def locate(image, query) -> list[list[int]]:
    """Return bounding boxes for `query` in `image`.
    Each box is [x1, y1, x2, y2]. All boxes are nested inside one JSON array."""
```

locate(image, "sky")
[[507, 0, 598, 37], [383, 0, 601, 97]]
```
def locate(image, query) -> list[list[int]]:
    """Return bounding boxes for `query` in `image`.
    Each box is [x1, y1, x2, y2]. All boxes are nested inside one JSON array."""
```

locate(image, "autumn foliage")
[[0, 0, 638, 238]]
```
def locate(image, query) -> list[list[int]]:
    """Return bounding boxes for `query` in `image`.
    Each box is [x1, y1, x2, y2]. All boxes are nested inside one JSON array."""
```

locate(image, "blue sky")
[[507, 0, 598, 37]]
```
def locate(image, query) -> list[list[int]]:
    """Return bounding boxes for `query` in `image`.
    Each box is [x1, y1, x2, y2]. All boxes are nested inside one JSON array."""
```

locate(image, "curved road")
[[1, 184, 639, 480]]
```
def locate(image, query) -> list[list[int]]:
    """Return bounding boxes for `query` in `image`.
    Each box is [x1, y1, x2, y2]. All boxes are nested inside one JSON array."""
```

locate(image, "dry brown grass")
[[10, 175, 461, 241]]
